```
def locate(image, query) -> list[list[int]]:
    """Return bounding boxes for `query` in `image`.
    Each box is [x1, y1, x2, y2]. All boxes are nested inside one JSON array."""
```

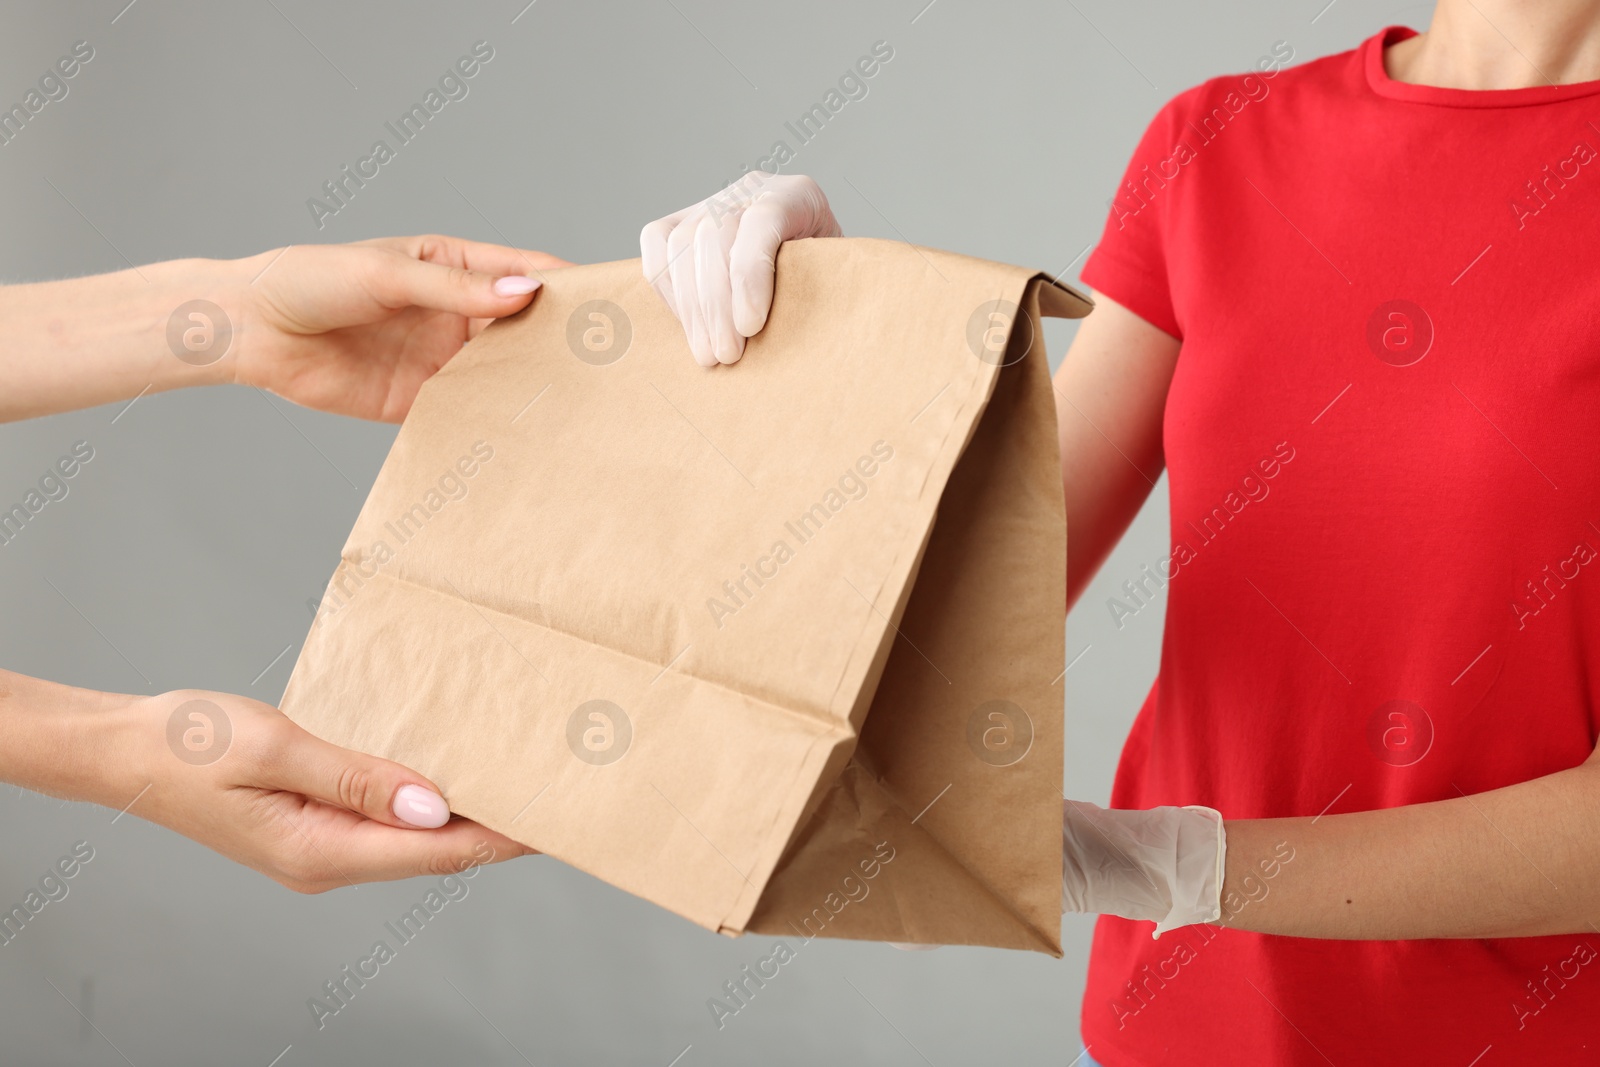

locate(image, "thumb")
[[265, 727, 453, 830], [726, 201, 790, 339], [727, 192, 839, 338], [378, 255, 543, 319]]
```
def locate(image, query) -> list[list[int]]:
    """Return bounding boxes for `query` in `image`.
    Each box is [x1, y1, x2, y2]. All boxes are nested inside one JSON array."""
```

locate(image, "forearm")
[[0, 668, 139, 808], [0, 257, 250, 422], [1218, 761, 1600, 939]]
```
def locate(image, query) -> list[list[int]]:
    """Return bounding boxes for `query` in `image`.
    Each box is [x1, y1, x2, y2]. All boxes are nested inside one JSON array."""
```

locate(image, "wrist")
[[143, 255, 254, 391], [0, 671, 146, 809], [0, 256, 250, 421], [1152, 805, 1226, 936], [1060, 800, 1227, 938]]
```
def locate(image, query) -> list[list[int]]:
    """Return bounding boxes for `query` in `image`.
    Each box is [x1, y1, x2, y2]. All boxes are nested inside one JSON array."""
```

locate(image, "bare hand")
[[119, 689, 533, 892], [236, 235, 571, 422]]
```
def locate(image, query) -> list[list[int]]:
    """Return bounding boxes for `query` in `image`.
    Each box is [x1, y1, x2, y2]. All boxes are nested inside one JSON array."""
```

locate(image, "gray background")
[[0, 2, 1420, 1063]]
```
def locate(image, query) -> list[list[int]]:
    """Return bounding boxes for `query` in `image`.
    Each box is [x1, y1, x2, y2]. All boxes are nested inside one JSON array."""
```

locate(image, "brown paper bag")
[[280, 237, 1090, 954]]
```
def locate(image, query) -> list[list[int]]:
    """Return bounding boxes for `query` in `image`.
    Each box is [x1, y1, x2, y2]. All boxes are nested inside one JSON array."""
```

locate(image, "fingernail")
[[393, 784, 449, 828], [493, 275, 541, 297]]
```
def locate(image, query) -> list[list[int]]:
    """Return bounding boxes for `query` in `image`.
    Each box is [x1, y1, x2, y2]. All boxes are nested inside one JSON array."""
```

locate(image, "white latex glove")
[[889, 800, 1224, 952], [639, 172, 841, 366], [1063, 800, 1226, 938]]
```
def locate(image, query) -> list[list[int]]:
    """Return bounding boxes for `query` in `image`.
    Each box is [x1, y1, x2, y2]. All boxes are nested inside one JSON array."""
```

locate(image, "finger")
[[727, 194, 839, 337], [286, 806, 536, 888], [373, 820, 533, 882], [694, 208, 745, 364], [666, 211, 716, 366], [372, 255, 542, 321], [441, 236, 572, 277], [641, 208, 690, 310], [382, 234, 571, 278], [257, 724, 455, 830]]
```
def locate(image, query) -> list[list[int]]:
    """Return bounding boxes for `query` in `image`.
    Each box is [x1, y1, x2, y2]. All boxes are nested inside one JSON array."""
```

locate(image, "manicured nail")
[[493, 275, 541, 297], [393, 784, 449, 828]]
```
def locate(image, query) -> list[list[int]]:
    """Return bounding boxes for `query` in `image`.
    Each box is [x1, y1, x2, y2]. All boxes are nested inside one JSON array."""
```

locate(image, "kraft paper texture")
[[281, 237, 1091, 954]]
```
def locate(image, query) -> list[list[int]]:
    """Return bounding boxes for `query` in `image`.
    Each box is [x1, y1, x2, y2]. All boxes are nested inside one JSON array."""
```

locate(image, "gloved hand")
[[639, 173, 840, 366], [1062, 800, 1226, 938], [890, 799, 1224, 951]]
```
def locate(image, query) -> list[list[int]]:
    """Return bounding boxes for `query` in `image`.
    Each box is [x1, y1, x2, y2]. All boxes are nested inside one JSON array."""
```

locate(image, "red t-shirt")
[[1079, 25, 1600, 1066]]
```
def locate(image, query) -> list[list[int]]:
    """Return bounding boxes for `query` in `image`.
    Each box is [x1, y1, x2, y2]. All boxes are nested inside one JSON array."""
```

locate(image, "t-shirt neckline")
[[1366, 24, 1600, 107]]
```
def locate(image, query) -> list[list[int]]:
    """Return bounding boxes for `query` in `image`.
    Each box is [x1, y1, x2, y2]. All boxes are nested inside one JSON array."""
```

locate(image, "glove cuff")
[[1151, 805, 1226, 938]]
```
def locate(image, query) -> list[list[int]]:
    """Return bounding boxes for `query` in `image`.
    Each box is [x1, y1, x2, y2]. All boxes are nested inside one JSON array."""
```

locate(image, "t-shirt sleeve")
[[1079, 92, 1193, 341]]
